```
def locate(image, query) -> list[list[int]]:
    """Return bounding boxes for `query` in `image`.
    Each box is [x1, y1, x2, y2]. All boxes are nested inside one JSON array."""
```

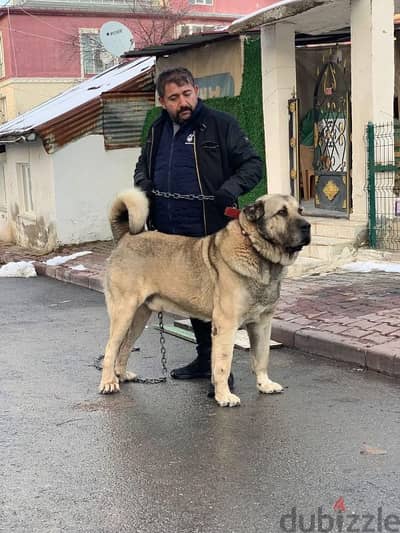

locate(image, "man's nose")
[[177, 95, 187, 106]]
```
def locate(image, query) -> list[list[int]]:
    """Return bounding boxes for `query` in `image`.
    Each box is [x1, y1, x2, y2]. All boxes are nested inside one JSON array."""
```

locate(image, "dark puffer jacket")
[[134, 99, 263, 236]]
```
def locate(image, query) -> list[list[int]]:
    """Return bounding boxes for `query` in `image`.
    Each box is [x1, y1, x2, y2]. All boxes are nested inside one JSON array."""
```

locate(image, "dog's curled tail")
[[109, 187, 149, 243]]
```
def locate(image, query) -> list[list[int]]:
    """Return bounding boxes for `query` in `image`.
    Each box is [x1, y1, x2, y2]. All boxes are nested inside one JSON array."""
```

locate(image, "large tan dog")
[[99, 188, 311, 407]]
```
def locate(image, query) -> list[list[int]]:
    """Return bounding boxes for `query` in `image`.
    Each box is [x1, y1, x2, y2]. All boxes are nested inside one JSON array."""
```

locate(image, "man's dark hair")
[[156, 67, 196, 97]]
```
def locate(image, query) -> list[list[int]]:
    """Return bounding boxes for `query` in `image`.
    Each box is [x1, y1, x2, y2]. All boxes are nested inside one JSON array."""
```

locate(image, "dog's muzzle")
[[286, 219, 311, 253]]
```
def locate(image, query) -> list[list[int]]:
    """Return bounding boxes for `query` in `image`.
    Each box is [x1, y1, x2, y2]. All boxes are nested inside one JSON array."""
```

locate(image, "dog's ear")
[[243, 201, 265, 222]]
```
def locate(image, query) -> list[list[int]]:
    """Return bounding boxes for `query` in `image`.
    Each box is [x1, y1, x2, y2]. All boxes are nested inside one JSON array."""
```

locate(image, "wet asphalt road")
[[1, 277, 400, 533]]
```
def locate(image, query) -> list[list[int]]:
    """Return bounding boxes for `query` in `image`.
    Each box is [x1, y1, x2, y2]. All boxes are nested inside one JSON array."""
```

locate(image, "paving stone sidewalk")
[[1, 240, 400, 380]]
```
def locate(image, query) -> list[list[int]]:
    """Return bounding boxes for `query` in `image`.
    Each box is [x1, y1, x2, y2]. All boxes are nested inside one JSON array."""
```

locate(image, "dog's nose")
[[300, 219, 311, 233]]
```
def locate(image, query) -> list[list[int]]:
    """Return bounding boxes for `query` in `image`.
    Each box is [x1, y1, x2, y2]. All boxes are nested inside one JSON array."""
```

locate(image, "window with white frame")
[[177, 23, 216, 37], [17, 163, 34, 215], [0, 97, 7, 124], [189, 0, 212, 4], [0, 162, 6, 209], [80, 30, 118, 76], [0, 33, 4, 78]]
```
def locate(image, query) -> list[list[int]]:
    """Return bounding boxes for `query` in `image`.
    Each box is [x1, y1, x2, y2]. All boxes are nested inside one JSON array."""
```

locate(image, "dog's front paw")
[[116, 370, 137, 383], [257, 379, 283, 394], [215, 392, 241, 407], [99, 378, 120, 394]]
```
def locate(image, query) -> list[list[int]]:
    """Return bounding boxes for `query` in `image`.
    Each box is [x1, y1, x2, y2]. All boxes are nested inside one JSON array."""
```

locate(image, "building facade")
[[0, 0, 277, 122]]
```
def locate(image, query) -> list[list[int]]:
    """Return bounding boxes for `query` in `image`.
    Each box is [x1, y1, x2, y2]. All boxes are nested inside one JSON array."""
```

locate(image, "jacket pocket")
[[201, 141, 219, 150]]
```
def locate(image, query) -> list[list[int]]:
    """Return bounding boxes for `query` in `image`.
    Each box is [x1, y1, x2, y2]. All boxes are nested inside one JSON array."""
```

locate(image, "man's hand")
[[215, 189, 236, 215]]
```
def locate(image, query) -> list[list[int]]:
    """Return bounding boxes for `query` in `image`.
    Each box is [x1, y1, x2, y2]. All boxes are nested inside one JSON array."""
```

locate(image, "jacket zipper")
[[167, 128, 176, 231], [148, 126, 154, 179], [193, 131, 208, 235]]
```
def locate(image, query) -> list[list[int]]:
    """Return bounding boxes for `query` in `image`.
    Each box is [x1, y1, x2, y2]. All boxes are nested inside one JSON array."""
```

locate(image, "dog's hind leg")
[[211, 310, 241, 407], [115, 305, 152, 383], [247, 314, 283, 394], [99, 297, 139, 394]]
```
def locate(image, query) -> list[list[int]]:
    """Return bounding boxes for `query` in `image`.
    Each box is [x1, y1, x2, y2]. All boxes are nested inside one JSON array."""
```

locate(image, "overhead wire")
[[3, 2, 107, 57], [14, 4, 82, 39], [7, 5, 18, 77], [8, 27, 75, 44], [0, 1, 123, 109]]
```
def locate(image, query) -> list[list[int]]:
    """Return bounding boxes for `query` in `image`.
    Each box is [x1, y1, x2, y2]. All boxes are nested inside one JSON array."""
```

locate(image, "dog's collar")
[[224, 206, 241, 219], [224, 206, 249, 236]]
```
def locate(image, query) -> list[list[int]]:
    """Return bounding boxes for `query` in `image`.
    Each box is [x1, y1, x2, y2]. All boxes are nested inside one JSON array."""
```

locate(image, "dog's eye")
[[298, 207, 304, 215], [277, 208, 288, 217]]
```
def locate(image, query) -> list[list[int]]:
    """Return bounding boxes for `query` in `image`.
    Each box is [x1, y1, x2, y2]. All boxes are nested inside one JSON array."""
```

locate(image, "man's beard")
[[175, 106, 192, 124]]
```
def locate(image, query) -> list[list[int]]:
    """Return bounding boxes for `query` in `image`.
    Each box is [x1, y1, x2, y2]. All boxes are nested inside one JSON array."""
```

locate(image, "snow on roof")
[[0, 56, 155, 137], [228, 0, 300, 30], [228, 0, 332, 34]]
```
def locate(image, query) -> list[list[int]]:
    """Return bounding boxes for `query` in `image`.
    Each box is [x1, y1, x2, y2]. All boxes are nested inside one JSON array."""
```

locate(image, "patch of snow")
[[341, 261, 400, 273], [44, 251, 92, 266], [69, 264, 87, 271], [0, 261, 37, 277]]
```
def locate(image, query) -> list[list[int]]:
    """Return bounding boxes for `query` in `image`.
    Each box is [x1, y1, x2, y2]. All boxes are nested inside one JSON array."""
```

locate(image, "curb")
[[272, 319, 400, 379], [33, 260, 104, 293]]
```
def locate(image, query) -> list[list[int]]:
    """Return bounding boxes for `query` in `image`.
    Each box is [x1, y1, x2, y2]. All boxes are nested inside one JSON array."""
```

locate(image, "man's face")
[[159, 82, 199, 124]]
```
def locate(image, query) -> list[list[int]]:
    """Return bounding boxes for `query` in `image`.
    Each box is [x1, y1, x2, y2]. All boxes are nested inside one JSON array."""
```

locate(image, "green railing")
[[366, 121, 400, 250]]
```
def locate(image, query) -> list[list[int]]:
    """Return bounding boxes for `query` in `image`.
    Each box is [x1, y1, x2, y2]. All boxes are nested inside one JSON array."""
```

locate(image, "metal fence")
[[366, 121, 400, 250]]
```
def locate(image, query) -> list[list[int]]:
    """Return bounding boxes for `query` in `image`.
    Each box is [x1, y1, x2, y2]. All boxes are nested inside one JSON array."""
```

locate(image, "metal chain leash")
[[152, 189, 215, 201], [133, 311, 168, 384], [93, 312, 168, 384]]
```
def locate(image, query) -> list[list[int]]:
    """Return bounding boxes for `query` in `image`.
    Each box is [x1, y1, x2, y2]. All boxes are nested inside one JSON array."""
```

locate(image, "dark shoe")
[[207, 373, 234, 398], [170, 356, 211, 380]]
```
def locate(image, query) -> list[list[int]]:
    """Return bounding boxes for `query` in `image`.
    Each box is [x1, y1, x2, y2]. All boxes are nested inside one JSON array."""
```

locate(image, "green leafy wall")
[[142, 38, 266, 206]]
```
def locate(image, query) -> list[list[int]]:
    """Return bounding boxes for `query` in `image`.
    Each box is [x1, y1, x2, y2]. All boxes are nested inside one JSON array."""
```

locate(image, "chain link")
[[133, 311, 168, 384], [152, 189, 215, 201], [158, 311, 168, 377], [93, 312, 168, 384]]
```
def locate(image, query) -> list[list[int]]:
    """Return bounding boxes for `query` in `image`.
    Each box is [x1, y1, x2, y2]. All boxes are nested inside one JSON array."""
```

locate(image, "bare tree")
[[132, 0, 191, 47]]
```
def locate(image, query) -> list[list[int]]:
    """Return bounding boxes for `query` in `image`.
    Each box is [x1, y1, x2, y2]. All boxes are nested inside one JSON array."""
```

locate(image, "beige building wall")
[[53, 135, 141, 246], [0, 78, 81, 121], [0, 141, 57, 250], [156, 38, 244, 98], [0, 135, 141, 250]]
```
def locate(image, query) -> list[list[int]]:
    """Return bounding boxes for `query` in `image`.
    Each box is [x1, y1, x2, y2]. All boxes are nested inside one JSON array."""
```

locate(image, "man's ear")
[[159, 96, 166, 109], [243, 201, 265, 222]]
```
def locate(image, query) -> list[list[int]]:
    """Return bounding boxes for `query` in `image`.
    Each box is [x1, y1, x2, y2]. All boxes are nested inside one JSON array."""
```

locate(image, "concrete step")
[[308, 217, 367, 241], [301, 235, 355, 262], [287, 256, 330, 278]]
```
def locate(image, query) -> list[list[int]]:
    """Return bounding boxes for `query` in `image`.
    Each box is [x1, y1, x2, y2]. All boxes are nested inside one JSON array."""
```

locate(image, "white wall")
[[261, 22, 296, 194], [52, 135, 141, 245], [0, 141, 57, 250], [351, 0, 394, 220]]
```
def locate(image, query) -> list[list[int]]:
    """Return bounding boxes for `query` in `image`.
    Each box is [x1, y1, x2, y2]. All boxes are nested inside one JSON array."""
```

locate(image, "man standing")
[[134, 67, 263, 385]]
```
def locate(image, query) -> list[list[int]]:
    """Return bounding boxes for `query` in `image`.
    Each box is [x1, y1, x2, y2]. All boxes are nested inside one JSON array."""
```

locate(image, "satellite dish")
[[100, 21, 135, 57]]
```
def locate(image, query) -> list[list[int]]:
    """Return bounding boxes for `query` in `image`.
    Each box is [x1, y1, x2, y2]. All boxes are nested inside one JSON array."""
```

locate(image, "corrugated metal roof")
[[123, 30, 238, 58], [0, 56, 155, 152]]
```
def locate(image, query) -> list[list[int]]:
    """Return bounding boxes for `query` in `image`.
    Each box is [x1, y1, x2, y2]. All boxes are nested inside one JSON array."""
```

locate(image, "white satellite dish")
[[100, 21, 135, 57]]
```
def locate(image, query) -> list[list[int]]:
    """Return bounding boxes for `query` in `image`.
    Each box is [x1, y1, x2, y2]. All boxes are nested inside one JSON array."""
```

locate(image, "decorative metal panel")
[[313, 60, 351, 214]]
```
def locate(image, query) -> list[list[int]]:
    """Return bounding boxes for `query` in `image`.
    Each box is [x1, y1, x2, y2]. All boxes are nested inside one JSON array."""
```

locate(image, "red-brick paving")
[[1, 240, 400, 380]]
